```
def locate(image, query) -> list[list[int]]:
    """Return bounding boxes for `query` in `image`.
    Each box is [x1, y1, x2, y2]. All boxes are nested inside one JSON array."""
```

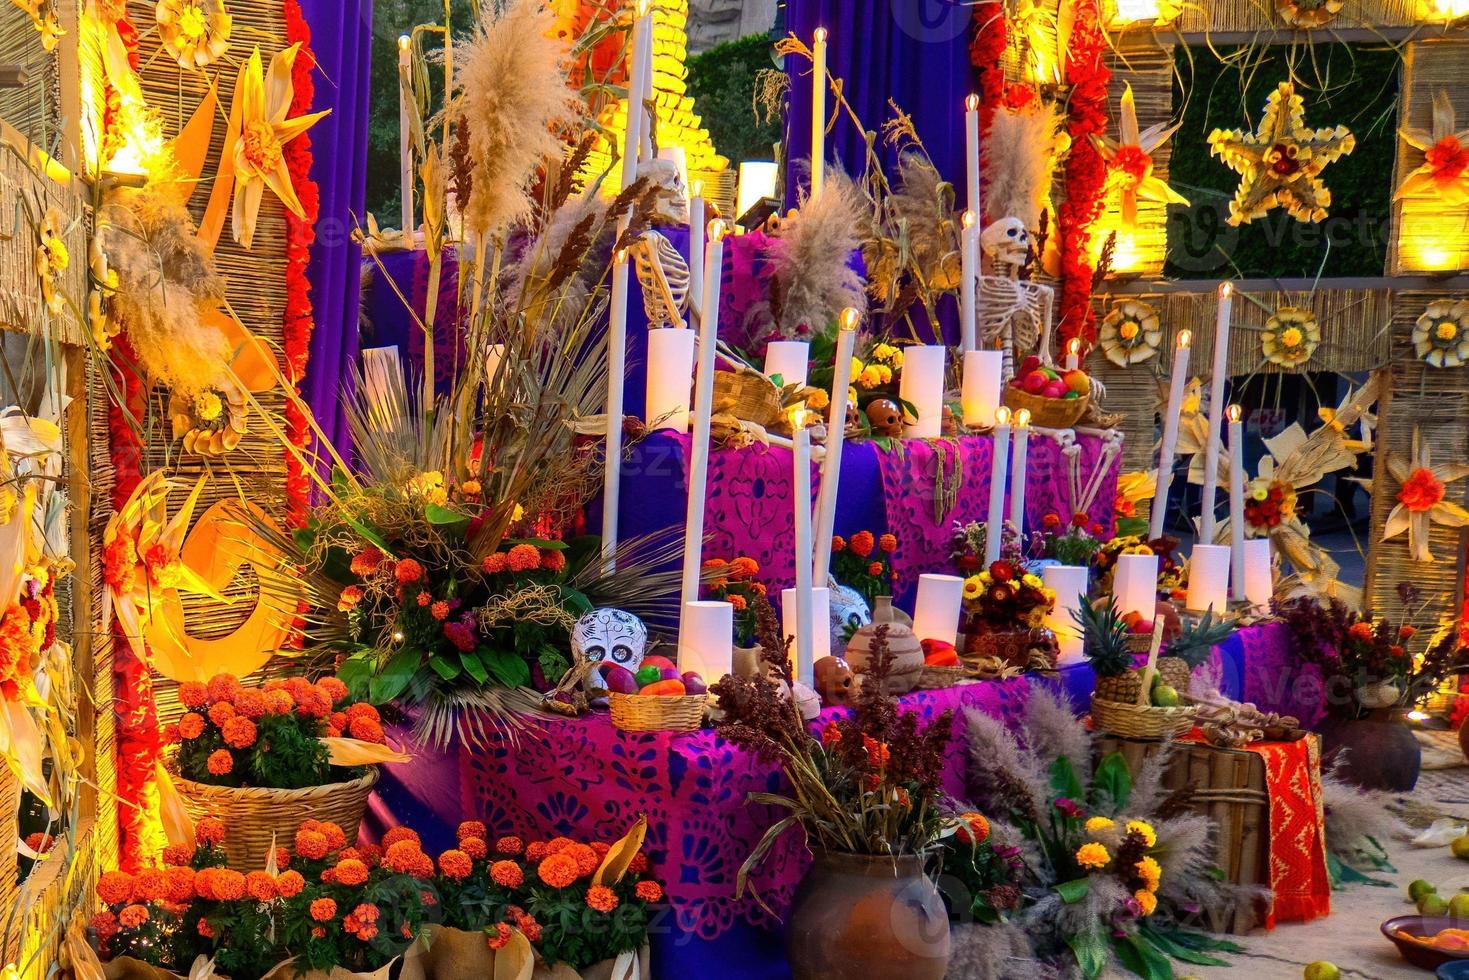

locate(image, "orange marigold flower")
[[179, 682, 209, 708], [495, 835, 524, 855], [586, 885, 619, 913], [634, 880, 664, 903], [311, 927, 326, 939], [730, 556, 759, 577], [506, 544, 540, 572], [831, 536, 846, 552], [316, 821, 347, 851], [222, 715, 258, 749], [544, 837, 575, 855], [525, 841, 548, 862], [384, 839, 425, 874], [878, 533, 898, 553], [310, 898, 337, 922], [867, 561, 883, 576], [245, 870, 278, 902], [728, 594, 748, 611], [1348, 621, 1375, 642], [178, 712, 206, 740], [490, 860, 524, 888], [349, 547, 385, 576], [348, 716, 385, 743], [161, 723, 181, 745], [346, 702, 380, 724], [460, 837, 487, 860], [166, 867, 196, 902], [482, 553, 508, 575], [265, 689, 294, 715], [487, 922, 512, 950], [334, 858, 369, 886], [956, 812, 990, 846], [196, 817, 226, 846], [162, 843, 193, 868], [91, 910, 120, 942], [591, 841, 611, 857], [295, 829, 330, 860], [1399, 467, 1447, 512], [119, 904, 149, 929], [197, 918, 215, 939], [206, 749, 233, 775], [537, 852, 579, 888], [629, 853, 649, 874], [275, 870, 305, 898], [201, 868, 246, 901], [439, 849, 473, 880], [395, 558, 424, 583], [849, 530, 875, 557], [566, 843, 600, 877], [430, 600, 450, 621], [457, 820, 487, 841], [336, 585, 364, 612], [272, 846, 291, 869], [540, 549, 567, 573], [382, 826, 420, 849], [416, 592, 431, 607], [353, 902, 380, 922], [317, 677, 349, 703], [207, 702, 236, 727], [97, 871, 135, 905], [133, 868, 170, 903], [234, 689, 269, 719], [206, 674, 242, 704]]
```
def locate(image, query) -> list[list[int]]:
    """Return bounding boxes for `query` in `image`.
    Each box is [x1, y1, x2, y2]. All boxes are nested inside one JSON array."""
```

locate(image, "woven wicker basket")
[[1001, 387, 1089, 429], [1091, 699, 1196, 740], [608, 692, 706, 733], [712, 371, 784, 428], [917, 663, 982, 689], [963, 627, 1059, 671], [173, 768, 379, 869]]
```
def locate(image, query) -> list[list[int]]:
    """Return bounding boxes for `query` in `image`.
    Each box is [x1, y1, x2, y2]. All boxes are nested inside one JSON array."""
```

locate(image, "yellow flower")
[[1134, 889, 1157, 916], [0, 486, 16, 527], [806, 388, 830, 411], [858, 366, 883, 389], [1125, 820, 1157, 848], [876, 365, 893, 385], [1075, 842, 1111, 869], [977, 571, 992, 585], [1084, 816, 1115, 834], [1135, 856, 1162, 891], [847, 386, 858, 405], [1438, 321, 1459, 341], [1248, 480, 1270, 502], [42, 236, 68, 271], [873, 343, 898, 361], [194, 390, 223, 422], [1021, 573, 1042, 589], [156, 0, 231, 68], [1122, 544, 1154, 556], [1280, 326, 1303, 349], [511, 503, 525, 523], [406, 471, 449, 506], [1026, 608, 1047, 628], [850, 357, 865, 378], [962, 576, 983, 600], [1119, 320, 1140, 341], [890, 350, 903, 368]]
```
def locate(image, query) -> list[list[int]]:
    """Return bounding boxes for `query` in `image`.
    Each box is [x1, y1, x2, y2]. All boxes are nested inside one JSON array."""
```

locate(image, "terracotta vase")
[[785, 850, 950, 980], [845, 597, 924, 693], [1318, 709, 1420, 792]]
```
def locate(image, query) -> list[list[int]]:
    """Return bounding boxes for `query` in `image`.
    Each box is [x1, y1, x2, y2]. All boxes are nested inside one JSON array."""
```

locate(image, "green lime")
[[1449, 893, 1469, 920], [1151, 684, 1180, 707], [1410, 879, 1438, 903], [1421, 893, 1451, 917], [1303, 964, 1340, 980]]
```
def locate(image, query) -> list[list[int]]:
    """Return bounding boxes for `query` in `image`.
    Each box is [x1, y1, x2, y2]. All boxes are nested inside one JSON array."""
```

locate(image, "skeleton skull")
[[636, 159, 690, 227], [571, 608, 648, 689], [866, 398, 903, 437], [980, 217, 1030, 269]]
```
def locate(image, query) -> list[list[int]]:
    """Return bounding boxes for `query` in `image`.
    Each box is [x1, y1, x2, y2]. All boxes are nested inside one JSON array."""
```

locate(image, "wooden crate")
[[1097, 736, 1272, 933]]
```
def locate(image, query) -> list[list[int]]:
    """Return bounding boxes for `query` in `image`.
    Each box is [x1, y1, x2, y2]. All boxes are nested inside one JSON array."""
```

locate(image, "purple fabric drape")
[[300, 0, 373, 456]]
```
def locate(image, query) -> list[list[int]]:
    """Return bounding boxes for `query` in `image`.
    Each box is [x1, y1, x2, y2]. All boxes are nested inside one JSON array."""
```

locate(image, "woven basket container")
[[964, 627, 1058, 670], [917, 663, 981, 689], [608, 692, 706, 733], [0, 764, 17, 919], [711, 371, 784, 429], [1001, 387, 1089, 429], [1091, 699, 1196, 741], [173, 768, 379, 869]]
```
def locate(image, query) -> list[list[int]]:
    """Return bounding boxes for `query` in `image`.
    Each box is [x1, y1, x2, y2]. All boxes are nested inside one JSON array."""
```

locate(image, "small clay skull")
[[814, 656, 855, 707], [865, 398, 902, 438]]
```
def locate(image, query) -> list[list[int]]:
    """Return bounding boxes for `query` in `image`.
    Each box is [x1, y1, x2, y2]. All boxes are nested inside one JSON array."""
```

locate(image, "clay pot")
[[1318, 709, 1421, 792], [845, 597, 924, 693], [785, 850, 950, 980]]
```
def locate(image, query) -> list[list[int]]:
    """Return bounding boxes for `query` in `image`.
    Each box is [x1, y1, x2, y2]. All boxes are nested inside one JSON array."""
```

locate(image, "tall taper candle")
[[1009, 408, 1031, 533], [1227, 404, 1246, 600], [398, 36, 414, 238], [960, 210, 978, 353], [985, 406, 1012, 563], [688, 183, 705, 326], [1199, 281, 1233, 542], [1149, 330, 1192, 540], [965, 93, 981, 222], [813, 309, 860, 585], [792, 412, 816, 686], [599, 0, 652, 571], [676, 221, 728, 617], [810, 28, 828, 197]]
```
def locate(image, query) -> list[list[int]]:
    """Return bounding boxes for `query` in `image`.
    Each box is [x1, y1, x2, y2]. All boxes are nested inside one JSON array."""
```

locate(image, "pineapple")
[[1076, 600, 1142, 703], [1157, 609, 1237, 695]]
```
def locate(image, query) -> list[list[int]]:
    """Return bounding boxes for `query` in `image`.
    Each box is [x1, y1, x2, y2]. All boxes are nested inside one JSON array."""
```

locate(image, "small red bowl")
[[1383, 915, 1469, 969]]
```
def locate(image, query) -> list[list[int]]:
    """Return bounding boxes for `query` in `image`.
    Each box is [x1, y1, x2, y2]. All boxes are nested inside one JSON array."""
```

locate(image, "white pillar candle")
[[1199, 282, 1233, 542], [964, 93, 981, 224], [1008, 408, 1031, 534], [912, 573, 965, 647], [764, 341, 810, 389], [791, 417, 816, 685], [688, 185, 705, 325], [810, 27, 828, 198], [1042, 565, 1089, 665], [783, 586, 831, 667], [1242, 539, 1273, 612], [677, 221, 728, 613], [1185, 543, 1230, 614], [960, 211, 978, 353], [398, 36, 414, 238], [899, 344, 946, 438], [1227, 405, 1247, 600], [1112, 552, 1159, 620], [1064, 338, 1082, 371], [962, 350, 1003, 427], [812, 309, 860, 585], [679, 600, 734, 683], [985, 406, 1012, 564], [645, 329, 695, 431], [1149, 330, 1192, 540]]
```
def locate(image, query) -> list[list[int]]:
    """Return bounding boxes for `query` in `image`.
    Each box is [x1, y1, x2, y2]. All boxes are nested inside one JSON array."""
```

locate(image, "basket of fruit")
[[1079, 603, 1195, 740], [1003, 356, 1090, 429], [603, 655, 709, 732]]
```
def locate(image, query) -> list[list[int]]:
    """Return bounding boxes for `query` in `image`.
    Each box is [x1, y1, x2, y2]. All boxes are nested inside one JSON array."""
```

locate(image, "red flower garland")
[[1056, 0, 1111, 348]]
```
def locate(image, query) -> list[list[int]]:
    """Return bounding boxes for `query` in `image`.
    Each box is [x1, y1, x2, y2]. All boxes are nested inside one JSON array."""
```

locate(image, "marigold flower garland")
[[1056, 0, 1110, 347]]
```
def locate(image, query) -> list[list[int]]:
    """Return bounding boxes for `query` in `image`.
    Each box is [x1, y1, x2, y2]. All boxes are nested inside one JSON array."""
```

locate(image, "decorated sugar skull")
[[572, 608, 648, 689], [828, 582, 870, 657], [980, 217, 1030, 269], [636, 158, 690, 226]]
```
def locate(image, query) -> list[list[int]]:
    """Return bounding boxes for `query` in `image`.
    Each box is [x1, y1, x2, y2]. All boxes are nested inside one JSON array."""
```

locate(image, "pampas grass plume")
[[768, 166, 866, 339]]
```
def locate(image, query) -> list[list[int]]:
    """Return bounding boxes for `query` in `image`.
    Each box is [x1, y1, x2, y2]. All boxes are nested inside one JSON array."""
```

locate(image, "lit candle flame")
[[962, 209, 977, 230], [814, 27, 828, 42], [1176, 329, 1192, 348], [1066, 338, 1082, 356], [1014, 408, 1032, 427], [966, 93, 980, 112], [839, 307, 861, 332], [1219, 281, 1233, 299], [790, 407, 810, 428], [398, 35, 410, 51], [1226, 404, 1242, 424], [614, 247, 629, 264], [994, 406, 1012, 426], [692, 179, 703, 197], [636, 0, 650, 16], [708, 219, 729, 242]]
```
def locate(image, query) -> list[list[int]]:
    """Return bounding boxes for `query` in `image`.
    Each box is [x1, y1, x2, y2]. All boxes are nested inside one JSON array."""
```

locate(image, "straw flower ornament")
[[156, 0, 232, 69], [1413, 299, 1469, 368], [1261, 306, 1320, 367], [10, 0, 64, 51], [1397, 90, 1469, 207], [1094, 84, 1188, 226], [1098, 299, 1162, 366], [33, 207, 70, 315], [1381, 426, 1469, 563]]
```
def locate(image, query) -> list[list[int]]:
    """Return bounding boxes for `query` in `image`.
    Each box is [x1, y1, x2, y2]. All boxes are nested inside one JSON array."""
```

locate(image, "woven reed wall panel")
[[0, 151, 87, 347], [1391, 39, 1469, 274], [11, 821, 99, 980], [1101, 35, 1176, 278], [87, 342, 118, 872], [1174, 0, 1421, 34], [1364, 288, 1469, 629], [0, 6, 62, 150]]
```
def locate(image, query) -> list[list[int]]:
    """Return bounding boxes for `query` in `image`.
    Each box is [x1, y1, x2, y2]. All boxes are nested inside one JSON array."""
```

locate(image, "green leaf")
[[428, 656, 462, 682], [459, 650, 489, 685], [292, 527, 316, 553], [1093, 753, 1134, 812], [369, 649, 420, 704], [1116, 516, 1149, 539], [480, 647, 531, 689], [1066, 927, 1110, 979], [337, 656, 373, 701], [424, 503, 471, 528], [344, 515, 394, 556], [558, 585, 594, 616], [1140, 926, 1234, 967], [1049, 756, 1085, 802], [508, 537, 569, 550], [1113, 933, 1173, 980], [1055, 877, 1091, 904], [331, 466, 351, 496]]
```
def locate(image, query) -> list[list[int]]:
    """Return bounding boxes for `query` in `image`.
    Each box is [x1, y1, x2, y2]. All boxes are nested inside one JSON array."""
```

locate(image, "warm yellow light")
[[1219, 280, 1234, 299], [708, 219, 729, 243], [1066, 338, 1082, 357], [839, 307, 861, 332], [814, 27, 828, 43], [1111, 0, 1162, 20], [735, 160, 778, 223], [635, 0, 651, 16], [692, 179, 703, 198], [398, 34, 410, 51], [790, 407, 811, 428], [1408, 709, 1431, 722], [962, 209, 977, 230], [1226, 404, 1243, 424], [1176, 330, 1192, 349], [615, 247, 629, 264], [1014, 408, 1032, 428], [1414, 245, 1457, 270], [965, 93, 980, 112], [1425, 0, 1469, 18], [994, 406, 1012, 426]]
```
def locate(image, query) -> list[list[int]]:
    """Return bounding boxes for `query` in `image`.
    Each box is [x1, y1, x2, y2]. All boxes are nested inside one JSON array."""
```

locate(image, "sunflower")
[[1099, 300, 1163, 367], [1412, 299, 1469, 368], [1261, 307, 1320, 368], [156, 0, 231, 69]]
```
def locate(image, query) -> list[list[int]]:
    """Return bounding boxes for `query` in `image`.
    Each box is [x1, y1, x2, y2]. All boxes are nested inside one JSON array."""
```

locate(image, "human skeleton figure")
[[628, 159, 693, 329], [977, 217, 1055, 383]]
